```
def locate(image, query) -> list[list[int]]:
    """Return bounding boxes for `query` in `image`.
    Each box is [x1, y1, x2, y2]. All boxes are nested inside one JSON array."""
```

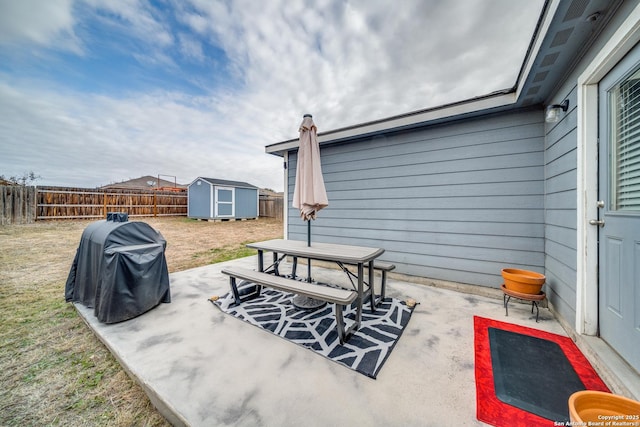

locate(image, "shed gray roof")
[[194, 177, 258, 189]]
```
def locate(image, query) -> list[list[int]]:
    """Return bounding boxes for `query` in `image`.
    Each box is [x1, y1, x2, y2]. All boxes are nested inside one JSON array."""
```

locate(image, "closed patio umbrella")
[[292, 114, 328, 309], [292, 114, 328, 246]]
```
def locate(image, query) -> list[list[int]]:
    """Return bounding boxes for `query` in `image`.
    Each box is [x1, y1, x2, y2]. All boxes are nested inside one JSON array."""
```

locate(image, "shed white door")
[[215, 187, 234, 218], [598, 44, 640, 373]]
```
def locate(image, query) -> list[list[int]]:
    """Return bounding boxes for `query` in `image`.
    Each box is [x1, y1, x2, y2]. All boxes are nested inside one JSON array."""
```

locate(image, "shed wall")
[[287, 109, 545, 287], [188, 180, 212, 219], [235, 188, 259, 218]]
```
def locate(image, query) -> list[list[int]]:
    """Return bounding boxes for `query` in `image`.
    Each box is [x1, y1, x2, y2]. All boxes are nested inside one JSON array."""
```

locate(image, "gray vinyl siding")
[[287, 109, 545, 288], [188, 179, 212, 219], [544, 88, 579, 326], [235, 187, 259, 218]]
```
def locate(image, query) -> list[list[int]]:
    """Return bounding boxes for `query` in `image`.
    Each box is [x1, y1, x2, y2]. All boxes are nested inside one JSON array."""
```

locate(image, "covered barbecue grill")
[[65, 214, 171, 323]]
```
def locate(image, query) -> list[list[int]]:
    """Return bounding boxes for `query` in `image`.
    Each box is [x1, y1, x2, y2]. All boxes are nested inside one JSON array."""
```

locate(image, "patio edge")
[[74, 303, 190, 427]]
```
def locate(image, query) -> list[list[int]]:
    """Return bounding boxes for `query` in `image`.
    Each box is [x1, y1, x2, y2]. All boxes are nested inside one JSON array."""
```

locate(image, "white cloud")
[[83, 0, 173, 48], [0, 0, 544, 191], [0, 0, 82, 53]]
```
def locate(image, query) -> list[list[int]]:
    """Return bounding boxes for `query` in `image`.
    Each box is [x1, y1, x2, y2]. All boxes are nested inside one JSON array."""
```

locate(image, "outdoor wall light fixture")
[[545, 99, 569, 123]]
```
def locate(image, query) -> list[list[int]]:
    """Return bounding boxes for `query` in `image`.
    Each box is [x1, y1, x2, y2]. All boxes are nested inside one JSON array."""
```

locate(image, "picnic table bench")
[[221, 267, 358, 344], [289, 257, 396, 307]]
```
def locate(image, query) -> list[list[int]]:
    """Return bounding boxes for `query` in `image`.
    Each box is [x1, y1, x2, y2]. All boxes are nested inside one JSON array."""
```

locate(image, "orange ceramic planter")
[[501, 268, 545, 294], [569, 390, 640, 424]]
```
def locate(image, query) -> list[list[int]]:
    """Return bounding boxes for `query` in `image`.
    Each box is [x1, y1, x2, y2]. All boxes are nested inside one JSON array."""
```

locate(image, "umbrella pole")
[[307, 220, 312, 281]]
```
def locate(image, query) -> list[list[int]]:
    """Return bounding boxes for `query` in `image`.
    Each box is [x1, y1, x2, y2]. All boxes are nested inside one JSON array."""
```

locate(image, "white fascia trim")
[[576, 83, 599, 336], [187, 177, 203, 187], [576, 2, 640, 335], [209, 183, 215, 218], [514, 0, 561, 100], [266, 92, 517, 154]]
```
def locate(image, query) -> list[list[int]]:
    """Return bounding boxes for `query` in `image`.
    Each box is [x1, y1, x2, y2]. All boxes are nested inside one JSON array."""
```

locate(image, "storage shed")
[[188, 178, 259, 220]]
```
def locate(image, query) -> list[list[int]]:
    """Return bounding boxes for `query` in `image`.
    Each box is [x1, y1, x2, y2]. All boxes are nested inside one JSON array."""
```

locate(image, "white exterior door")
[[215, 187, 234, 218], [598, 44, 640, 373]]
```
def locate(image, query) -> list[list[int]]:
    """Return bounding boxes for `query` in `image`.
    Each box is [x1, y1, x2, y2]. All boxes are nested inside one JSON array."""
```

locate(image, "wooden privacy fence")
[[36, 186, 188, 220], [259, 196, 284, 220], [1, 185, 37, 225], [0, 186, 187, 223]]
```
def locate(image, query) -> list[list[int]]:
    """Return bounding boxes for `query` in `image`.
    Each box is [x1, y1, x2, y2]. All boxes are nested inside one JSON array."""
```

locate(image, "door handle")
[[589, 219, 605, 227]]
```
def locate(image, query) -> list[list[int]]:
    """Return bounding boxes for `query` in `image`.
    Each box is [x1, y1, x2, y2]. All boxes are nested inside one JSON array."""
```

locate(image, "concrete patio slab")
[[75, 256, 572, 427]]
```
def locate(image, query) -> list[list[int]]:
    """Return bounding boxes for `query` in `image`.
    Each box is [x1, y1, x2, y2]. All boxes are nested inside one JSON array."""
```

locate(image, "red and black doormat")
[[474, 316, 609, 426]]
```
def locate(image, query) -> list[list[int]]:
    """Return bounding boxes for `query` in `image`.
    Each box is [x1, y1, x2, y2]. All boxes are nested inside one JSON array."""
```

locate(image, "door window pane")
[[218, 189, 233, 202], [610, 67, 640, 211]]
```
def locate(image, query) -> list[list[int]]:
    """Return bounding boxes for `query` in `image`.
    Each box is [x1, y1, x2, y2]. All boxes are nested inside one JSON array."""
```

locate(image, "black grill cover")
[[65, 219, 171, 323]]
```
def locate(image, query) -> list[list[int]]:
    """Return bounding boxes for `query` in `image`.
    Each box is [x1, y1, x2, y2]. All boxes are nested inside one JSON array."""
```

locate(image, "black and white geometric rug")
[[211, 284, 415, 379]]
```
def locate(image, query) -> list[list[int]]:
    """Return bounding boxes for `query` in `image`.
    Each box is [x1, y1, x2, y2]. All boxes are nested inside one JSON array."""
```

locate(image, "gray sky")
[[0, 0, 544, 191]]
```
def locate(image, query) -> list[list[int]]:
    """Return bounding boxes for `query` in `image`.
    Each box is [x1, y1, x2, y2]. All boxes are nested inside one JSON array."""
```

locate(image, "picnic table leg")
[[356, 262, 363, 328], [291, 256, 298, 279], [272, 252, 279, 276], [335, 304, 347, 344], [258, 250, 264, 272], [229, 276, 262, 305], [230, 277, 241, 304], [368, 260, 376, 312], [381, 270, 387, 301]]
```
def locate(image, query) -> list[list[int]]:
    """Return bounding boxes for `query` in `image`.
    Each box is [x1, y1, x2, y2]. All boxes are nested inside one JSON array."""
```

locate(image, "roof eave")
[[265, 91, 518, 156], [189, 177, 259, 189], [512, 0, 558, 101]]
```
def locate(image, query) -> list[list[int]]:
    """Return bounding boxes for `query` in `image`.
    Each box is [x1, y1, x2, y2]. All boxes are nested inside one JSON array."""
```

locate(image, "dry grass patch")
[[0, 217, 282, 426]]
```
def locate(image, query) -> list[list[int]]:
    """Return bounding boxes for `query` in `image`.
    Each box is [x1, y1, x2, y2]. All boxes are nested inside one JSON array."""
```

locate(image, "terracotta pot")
[[501, 268, 545, 294], [569, 390, 640, 424]]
